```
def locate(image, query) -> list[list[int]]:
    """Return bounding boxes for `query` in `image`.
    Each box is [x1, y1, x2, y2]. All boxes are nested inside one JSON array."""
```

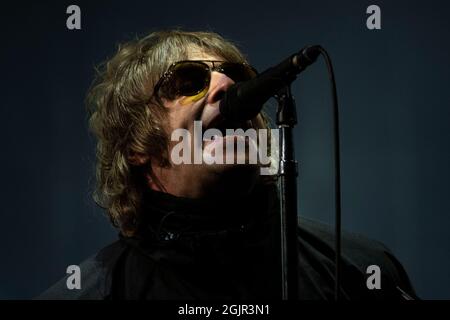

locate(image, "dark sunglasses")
[[152, 60, 258, 101]]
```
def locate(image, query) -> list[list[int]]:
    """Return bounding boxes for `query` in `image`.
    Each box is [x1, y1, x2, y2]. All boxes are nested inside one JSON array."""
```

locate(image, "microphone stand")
[[276, 85, 299, 300]]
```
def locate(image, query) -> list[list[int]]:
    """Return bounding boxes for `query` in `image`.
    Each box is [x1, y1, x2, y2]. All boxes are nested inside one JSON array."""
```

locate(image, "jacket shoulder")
[[36, 240, 127, 300], [298, 217, 416, 299]]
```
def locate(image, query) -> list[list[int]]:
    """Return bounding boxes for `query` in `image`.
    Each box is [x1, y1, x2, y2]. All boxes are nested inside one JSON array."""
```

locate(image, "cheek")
[[167, 103, 193, 131], [166, 100, 189, 129]]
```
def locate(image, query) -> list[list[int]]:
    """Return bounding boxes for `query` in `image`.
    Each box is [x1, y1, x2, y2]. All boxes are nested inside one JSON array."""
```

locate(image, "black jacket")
[[38, 184, 416, 300]]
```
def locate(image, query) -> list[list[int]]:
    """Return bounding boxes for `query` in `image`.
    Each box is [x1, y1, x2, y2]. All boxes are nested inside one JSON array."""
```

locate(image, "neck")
[[135, 182, 279, 243]]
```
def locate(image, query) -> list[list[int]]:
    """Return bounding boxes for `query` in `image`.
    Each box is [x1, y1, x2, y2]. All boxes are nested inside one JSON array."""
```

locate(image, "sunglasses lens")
[[220, 63, 257, 82], [159, 62, 210, 99], [156, 61, 258, 100]]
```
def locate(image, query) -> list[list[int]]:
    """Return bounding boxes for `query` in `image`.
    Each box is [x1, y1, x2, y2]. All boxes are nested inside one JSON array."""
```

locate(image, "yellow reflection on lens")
[[179, 87, 208, 105]]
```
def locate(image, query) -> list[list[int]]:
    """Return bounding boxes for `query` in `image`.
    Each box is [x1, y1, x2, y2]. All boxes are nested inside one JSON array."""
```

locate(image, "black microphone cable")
[[219, 45, 343, 300], [313, 46, 342, 301], [276, 46, 343, 300]]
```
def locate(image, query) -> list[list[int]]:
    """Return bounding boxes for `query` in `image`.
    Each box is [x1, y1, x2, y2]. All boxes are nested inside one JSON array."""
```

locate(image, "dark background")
[[1, 0, 449, 299]]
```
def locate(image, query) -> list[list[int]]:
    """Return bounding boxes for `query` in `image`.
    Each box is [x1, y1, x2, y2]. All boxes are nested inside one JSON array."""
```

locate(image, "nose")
[[206, 71, 235, 104]]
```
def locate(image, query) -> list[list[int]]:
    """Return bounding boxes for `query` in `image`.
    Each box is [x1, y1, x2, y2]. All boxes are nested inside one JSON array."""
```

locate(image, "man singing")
[[39, 30, 416, 300]]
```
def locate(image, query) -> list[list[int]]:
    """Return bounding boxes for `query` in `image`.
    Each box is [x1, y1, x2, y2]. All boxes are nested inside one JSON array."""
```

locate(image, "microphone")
[[219, 45, 321, 121]]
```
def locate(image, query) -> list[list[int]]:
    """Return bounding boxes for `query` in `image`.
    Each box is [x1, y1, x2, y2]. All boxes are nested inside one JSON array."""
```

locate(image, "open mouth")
[[202, 116, 251, 137], [201, 117, 255, 157]]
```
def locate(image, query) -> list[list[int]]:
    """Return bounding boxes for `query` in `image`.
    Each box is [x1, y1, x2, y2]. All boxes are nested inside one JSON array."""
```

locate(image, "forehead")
[[186, 47, 224, 62]]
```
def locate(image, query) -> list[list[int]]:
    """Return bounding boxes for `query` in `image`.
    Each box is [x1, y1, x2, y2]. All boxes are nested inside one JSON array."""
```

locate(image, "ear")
[[127, 151, 149, 166]]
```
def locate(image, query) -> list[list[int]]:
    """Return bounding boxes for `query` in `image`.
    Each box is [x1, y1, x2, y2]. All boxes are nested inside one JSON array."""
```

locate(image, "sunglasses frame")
[[152, 60, 258, 101]]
